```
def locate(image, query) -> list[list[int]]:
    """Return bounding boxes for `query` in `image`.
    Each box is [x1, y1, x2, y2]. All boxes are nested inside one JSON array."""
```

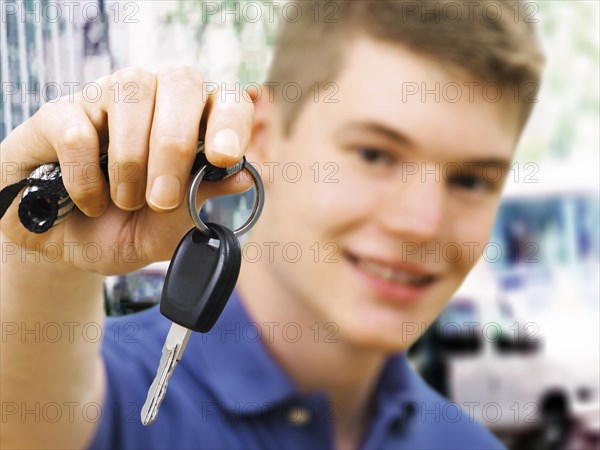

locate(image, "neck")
[[237, 248, 388, 449]]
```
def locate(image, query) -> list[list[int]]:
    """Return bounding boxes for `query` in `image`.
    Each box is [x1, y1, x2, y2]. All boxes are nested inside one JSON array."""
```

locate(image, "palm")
[[62, 200, 194, 275]]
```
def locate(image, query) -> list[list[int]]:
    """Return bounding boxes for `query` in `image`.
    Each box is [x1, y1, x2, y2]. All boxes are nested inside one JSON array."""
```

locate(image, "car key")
[[140, 151, 264, 426], [141, 223, 242, 426]]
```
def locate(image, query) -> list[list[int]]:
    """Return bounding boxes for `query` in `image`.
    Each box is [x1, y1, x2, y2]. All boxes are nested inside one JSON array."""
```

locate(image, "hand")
[[1, 66, 255, 275]]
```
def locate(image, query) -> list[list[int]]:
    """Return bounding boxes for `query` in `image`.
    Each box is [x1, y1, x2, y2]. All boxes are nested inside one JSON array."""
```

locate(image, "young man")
[[1, 1, 544, 449]]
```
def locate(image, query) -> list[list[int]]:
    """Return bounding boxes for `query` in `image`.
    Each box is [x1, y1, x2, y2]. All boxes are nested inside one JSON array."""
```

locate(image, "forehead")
[[326, 37, 520, 160]]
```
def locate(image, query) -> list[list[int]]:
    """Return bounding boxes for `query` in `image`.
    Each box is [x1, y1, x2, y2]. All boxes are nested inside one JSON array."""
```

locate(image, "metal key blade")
[[141, 322, 191, 426]]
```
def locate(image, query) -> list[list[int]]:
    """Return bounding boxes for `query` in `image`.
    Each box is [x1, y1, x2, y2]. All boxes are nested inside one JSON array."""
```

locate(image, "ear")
[[246, 92, 280, 169]]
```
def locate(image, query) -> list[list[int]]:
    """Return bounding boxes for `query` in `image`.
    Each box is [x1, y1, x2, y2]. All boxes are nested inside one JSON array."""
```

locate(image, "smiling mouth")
[[345, 252, 437, 287]]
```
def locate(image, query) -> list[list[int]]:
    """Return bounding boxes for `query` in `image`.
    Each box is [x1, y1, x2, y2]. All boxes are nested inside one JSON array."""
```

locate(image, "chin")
[[344, 330, 417, 354], [333, 308, 426, 354]]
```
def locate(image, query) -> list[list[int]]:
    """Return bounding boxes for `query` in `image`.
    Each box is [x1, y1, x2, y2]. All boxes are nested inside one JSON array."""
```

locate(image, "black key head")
[[160, 223, 241, 333]]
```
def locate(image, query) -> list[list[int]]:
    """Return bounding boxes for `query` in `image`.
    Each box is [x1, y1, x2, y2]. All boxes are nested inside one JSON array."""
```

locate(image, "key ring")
[[188, 161, 265, 238]]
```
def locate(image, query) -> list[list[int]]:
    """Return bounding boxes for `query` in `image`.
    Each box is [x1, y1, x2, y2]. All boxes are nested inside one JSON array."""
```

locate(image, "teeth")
[[356, 258, 431, 286]]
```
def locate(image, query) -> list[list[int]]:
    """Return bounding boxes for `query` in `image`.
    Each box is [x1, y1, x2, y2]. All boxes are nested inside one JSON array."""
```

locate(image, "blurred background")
[[2, 1, 598, 449]]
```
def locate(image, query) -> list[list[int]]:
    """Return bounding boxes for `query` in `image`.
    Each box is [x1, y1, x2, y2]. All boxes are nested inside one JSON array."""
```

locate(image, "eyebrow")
[[337, 120, 512, 172], [459, 158, 512, 175], [335, 121, 415, 146]]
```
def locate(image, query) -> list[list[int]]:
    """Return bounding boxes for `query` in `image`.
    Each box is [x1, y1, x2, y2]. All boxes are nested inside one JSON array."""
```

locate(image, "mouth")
[[344, 251, 438, 302]]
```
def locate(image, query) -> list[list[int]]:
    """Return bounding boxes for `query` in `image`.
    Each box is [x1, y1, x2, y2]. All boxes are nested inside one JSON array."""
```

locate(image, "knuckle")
[[215, 90, 250, 116], [155, 135, 196, 160], [159, 64, 204, 87], [212, 102, 252, 129], [237, 101, 255, 123], [59, 125, 97, 156], [67, 176, 103, 204], [112, 67, 156, 94]]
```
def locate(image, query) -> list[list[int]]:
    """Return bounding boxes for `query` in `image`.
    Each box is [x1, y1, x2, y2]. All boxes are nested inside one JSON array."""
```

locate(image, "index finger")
[[203, 84, 255, 168]]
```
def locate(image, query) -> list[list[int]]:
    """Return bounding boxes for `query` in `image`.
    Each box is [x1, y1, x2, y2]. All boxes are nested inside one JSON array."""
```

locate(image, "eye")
[[357, 148, 394, 165], [449, 175, 494, 193]]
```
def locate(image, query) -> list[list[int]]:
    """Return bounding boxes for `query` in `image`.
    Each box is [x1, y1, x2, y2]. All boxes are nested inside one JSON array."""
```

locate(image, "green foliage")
[[516, 1, 599, 162]]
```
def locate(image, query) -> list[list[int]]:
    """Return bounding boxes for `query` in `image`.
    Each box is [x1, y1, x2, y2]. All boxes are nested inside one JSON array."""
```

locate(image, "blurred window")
[[125, 272, 165, 303], [492, 194, 599, 272], [442, 301, 478, 326]]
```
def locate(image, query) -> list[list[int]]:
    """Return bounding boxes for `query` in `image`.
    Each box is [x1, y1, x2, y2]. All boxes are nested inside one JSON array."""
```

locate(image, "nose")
[[375, 163, 445, 242]]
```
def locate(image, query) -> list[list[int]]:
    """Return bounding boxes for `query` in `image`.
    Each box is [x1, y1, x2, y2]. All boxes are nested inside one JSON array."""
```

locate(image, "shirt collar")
[[188, 290, 421, 417], [372, 353, 421, 418]]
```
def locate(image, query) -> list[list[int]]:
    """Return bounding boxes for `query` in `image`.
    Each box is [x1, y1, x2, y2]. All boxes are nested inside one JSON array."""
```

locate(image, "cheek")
[[450, 201, 499, 272], [292, 159, 380, 234]]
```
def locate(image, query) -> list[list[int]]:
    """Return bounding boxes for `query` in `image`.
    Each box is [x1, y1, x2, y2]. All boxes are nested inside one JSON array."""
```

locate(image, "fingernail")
[[212, 128, 240, 158], [116, 183, 144, 211], [149, 175, 180, 211], [84, 201, 106, 218]]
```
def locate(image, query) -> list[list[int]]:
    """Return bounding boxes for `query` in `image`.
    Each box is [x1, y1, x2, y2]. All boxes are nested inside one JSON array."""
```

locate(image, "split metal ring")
[[188, 162, 265, 238]]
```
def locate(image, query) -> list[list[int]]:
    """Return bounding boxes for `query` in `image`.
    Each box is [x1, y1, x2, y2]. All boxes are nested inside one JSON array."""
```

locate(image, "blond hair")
[[267, 0, 545, 134]]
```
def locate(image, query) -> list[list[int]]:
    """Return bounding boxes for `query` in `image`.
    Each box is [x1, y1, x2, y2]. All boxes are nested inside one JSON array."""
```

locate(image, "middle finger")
[[146, 65, 206, 212]]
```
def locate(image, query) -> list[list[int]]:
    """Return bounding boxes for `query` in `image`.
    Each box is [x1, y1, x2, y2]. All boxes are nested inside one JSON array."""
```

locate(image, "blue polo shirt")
[[88, 292, 505, 449]]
